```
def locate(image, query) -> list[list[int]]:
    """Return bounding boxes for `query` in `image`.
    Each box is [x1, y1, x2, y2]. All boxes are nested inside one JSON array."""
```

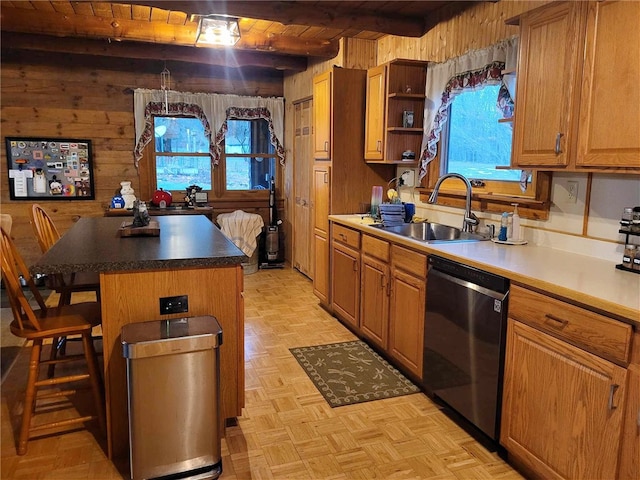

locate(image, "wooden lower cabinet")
[[501, 319, 627, 480], [331, 240, 360, 329], [618, 362, 639, 480], [388, 266, 425, 378], [313, 232, 329, 305], [360, 254, 389, 349]]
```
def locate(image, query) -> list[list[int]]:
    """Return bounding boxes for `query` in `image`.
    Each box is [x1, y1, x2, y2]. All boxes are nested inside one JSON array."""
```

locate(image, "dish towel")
[[216, 210, 264, 257]]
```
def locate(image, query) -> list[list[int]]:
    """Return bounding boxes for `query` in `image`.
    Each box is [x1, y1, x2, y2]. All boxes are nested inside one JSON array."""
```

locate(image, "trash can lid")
[[122, 316, 222, 359]]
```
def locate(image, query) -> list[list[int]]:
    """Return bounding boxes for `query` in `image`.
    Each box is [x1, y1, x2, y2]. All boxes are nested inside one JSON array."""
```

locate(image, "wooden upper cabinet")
[[313, 71, 332, 160], [364, 59, 428, 164], [512, 0, 640, 172], [575, 1, 640, 169], [511, 1, 584, 168], [364, 65, 386, 160]]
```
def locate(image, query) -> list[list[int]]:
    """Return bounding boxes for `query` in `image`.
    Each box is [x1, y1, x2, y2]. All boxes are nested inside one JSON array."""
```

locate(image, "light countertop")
[[330, 215, 640, 325]]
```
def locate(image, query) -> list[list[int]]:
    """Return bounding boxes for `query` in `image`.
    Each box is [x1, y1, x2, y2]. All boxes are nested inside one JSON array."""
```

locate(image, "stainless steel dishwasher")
[[422, 255, 509, 444]]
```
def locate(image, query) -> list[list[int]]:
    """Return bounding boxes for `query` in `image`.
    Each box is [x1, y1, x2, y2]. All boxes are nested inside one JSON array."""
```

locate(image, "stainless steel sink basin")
[[372, 222, 490, 243]]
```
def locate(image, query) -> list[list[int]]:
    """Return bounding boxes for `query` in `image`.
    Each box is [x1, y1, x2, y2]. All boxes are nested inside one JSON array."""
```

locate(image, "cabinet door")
[[360, 254, 389, 349], [313, 71, 332, 160], [511, 2, 585, 168], [312, 166, 330, 304], [388, 267, 425, 378], [575, 0, 640, 169], [331, 241, 360, 329], [619, 364, 640, 480], [364, 65, 386, 160], [313, 233, 330, 305], [501, 320, 627, 480], [313, 166, 330, 234]]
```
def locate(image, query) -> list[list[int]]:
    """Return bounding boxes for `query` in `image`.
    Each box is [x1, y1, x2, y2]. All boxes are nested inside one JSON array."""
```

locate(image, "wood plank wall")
[[376, 1, 551, 64], [1, 51, 283, 266]]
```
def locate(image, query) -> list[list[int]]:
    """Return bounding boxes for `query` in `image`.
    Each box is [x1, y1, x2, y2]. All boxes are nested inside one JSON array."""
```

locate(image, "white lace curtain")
[[133, 89, 285, 168], [419, 37, 519, 181]]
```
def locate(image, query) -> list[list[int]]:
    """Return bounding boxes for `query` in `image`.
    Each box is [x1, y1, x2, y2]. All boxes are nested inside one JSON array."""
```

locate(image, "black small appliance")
[[260, 176, 284, 268]]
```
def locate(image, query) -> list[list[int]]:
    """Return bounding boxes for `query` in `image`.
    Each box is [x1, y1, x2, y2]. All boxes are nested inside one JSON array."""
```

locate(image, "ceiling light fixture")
[[195, 15, 241, 47]]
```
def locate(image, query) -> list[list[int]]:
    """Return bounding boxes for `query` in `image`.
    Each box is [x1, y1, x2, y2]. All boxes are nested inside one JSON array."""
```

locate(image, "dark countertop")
[[30, 215, 246, 275]]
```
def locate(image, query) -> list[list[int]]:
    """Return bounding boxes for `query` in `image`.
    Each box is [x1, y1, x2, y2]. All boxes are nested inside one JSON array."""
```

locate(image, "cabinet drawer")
[[332, 224, 360, 249], [391, 245, 427, 278], [362, 234, 389, 262], [509, 284, 633, 365]]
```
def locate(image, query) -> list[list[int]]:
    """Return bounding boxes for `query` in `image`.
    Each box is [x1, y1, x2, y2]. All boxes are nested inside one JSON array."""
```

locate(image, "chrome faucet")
[[427, 173, 479, 233]]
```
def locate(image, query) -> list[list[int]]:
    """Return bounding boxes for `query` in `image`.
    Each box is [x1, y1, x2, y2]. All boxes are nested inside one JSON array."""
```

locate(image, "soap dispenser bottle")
[[498, 212, 509, 241], [510, 203, 521, 242]]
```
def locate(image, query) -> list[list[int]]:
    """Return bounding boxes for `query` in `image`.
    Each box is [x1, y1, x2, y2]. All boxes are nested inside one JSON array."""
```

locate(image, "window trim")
[[138, 114, 280, 203]]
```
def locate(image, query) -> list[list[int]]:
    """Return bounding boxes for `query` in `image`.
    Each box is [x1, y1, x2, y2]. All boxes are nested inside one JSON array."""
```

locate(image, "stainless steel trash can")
[[122, 316, 223, 480]]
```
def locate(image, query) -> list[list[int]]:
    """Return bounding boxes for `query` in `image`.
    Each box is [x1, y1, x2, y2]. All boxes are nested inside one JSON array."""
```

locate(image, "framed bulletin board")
[[5, 137, 95, 200]]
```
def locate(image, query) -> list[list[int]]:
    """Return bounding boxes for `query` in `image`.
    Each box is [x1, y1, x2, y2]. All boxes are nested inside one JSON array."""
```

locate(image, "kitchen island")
[[30, 215, 247, 460]]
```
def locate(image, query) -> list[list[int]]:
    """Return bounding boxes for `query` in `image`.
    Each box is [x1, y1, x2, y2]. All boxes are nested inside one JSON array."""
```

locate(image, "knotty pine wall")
[[1, 51, 282, 266]]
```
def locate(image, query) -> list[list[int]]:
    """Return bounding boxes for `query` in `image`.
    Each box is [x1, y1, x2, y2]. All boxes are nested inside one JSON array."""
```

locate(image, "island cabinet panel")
[[501, 319, 627, 480], [100, 265, 244, 460]]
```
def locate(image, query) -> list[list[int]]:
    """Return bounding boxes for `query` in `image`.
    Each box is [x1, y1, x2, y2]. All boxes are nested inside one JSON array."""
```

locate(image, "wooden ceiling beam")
[[0, 5, 339, 59], [127, 1, 428, 37], [1, 32, 309, 72]]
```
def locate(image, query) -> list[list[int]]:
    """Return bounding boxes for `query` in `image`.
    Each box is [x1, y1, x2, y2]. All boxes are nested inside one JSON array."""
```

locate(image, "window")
[[150, 116, 277, 195], [154, 117, 211, 190], [442, 85, 520, 182], [224, 119, 276, 190]]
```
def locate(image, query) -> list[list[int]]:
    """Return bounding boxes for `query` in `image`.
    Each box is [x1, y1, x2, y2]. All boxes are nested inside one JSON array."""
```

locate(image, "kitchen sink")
[[372, 222, 490, 243]]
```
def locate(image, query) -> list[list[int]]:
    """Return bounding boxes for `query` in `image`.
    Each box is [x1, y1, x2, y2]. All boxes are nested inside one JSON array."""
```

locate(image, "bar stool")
[[30, 204, 101, 307], [30, 204, 102, 376], [0, 227, 105, 455]]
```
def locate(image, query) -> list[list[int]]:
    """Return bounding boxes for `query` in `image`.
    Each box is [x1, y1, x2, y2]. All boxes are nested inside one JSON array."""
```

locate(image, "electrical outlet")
[[159, 295, 189, 315], [401, 170, 416, 188], [567, 181, 578, 203]]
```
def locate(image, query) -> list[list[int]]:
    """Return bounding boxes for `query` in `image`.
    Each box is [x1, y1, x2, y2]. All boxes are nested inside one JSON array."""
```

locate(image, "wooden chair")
[[30, 204, 101, 307], [30, 204, 102, 377], [0, 227, 105, 455]]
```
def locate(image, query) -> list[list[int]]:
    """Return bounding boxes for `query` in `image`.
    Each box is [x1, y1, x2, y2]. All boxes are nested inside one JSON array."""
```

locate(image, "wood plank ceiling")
[[0, 1, 479, 72]]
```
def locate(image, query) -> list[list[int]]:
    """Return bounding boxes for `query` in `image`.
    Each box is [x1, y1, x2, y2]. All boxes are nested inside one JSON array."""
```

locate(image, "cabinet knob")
[[324, 140, 329, 152], [377, 140, 382, 152]]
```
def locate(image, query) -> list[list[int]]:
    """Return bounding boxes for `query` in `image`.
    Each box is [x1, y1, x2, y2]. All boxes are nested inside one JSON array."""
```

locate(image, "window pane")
[[225, 119, 275, 155], [156, 155, 212, 191], [154, 117, 209, 153], [446, 85, 519, 181], [226, 157, 275, 190]]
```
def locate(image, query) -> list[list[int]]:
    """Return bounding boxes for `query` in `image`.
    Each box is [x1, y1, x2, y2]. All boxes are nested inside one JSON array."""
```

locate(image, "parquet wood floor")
[[1, 267, 524, 479]]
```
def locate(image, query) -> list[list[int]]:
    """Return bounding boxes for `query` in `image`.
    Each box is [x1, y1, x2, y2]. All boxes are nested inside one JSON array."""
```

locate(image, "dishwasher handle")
[[428, 266, 509, 303]]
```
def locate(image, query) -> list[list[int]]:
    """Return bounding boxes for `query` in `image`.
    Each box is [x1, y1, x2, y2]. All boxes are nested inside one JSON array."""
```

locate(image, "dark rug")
[[290, 340, 420, 407]]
